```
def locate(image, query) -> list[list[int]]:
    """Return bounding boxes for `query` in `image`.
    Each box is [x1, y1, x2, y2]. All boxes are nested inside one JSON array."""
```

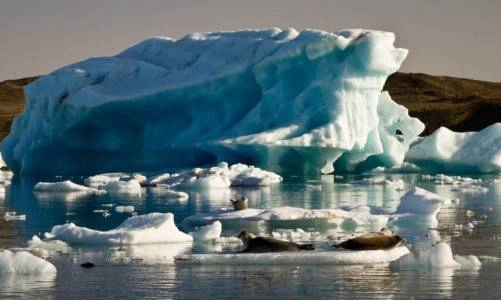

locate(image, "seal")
[[334, 228, 405, 251], [231, 196, 248, 210], [80, 262, 95, 268], [238, 230, 314, 253]]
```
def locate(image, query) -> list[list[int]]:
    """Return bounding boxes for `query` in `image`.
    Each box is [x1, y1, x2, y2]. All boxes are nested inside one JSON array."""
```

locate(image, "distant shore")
[[0, 72, 500, 140]]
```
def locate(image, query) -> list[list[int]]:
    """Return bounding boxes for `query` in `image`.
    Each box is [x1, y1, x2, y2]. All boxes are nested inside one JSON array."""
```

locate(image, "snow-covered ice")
[[24, 236, 72, 258], [45, 212, 193, 245], [1, 28, 423, 175], [101, 179, 142, 195], [406, 124, 501, 173], [0, 250, 57, 274], [178, 246, 409, 265], [33, 180, 106, 195]]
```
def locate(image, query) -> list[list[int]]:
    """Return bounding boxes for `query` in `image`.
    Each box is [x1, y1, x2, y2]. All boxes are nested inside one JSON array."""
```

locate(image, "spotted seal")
[[231, 196, 248, 210]]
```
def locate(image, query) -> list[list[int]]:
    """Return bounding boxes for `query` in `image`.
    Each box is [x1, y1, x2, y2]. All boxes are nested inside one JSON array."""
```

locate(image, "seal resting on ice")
[[334, 228, 405, 250], [238, 230, 314, 253]]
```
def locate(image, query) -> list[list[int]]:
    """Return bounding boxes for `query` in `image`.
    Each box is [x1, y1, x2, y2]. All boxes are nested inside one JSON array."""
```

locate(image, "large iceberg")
[[1, 28, 423, 175], [405, 123, 501, 173]]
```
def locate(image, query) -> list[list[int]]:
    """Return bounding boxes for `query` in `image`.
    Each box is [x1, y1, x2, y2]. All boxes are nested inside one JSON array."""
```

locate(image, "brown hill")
[[0, 73, 500, 140]]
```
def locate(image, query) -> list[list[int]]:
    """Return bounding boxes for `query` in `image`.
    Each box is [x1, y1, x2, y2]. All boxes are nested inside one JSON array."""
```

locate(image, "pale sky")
[[1, 0, 500, 81]]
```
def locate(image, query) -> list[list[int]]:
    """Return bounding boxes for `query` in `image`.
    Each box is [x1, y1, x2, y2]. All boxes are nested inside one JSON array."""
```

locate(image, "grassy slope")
[[0, 73, 500, 139]]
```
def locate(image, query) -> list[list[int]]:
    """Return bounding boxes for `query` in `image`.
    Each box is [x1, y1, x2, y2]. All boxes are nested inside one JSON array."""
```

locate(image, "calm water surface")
[[1, 171, 501, 299]]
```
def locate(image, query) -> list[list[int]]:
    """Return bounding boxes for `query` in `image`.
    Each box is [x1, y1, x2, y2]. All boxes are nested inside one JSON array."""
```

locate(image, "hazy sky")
[[1, 0, 501, 81]]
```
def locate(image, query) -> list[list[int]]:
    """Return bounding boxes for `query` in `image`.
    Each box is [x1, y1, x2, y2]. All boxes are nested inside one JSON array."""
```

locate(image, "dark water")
[[1, 171, 501, 299]]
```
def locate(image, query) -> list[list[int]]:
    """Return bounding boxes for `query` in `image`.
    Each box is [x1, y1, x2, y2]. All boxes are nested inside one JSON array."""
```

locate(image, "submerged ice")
[[1, 28, 424, 175]]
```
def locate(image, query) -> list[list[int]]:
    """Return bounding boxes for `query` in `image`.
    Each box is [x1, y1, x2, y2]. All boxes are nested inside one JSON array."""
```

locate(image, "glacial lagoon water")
[[1, 171, 501, 299]]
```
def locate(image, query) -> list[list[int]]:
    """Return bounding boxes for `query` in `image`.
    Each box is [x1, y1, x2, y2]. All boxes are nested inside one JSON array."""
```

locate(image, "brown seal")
[[231, 196, 248, 210], [334, 228, 405, 251], [238, 230, 314, 253]]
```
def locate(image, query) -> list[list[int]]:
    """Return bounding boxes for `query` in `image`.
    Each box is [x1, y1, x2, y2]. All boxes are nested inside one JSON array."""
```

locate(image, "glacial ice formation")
[[405, 123, 501, 173], [1, 28, 424, 175], [0, 250, 57, 274], [178, 246, 409, 265], [45, 213, 193, 245]]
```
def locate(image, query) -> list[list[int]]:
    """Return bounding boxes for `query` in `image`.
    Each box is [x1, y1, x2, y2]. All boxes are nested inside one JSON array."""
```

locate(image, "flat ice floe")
[[178, 246, 409, 265], [0, 250, 57, 274], [3, 212, 26, 221], [45, 212, 193, 245], [406, 123, 501, 173], [183, 206, 388, 231], [33, 180, 106, 195]]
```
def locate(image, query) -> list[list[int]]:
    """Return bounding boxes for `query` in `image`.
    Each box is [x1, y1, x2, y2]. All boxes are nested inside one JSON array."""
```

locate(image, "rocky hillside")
[[0, 73, 500, 139]]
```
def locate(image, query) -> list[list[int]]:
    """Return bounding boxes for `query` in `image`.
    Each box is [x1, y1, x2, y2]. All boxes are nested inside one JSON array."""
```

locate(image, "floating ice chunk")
[[115, 206, 135, 213], [183, 206, 388, 232], [102, 179, 141, 195], [146, 173, 171, 185], [1, 28, 423, 176], [189, 221, 222, 242], [25, 236, 72, 258], [3, 211, 26, 221], [84, 174, 120, 188], [406, 124, 501, 173], [178, 246, 409, 265], [33, 180, 106, 195], [454, 255, 482, 269], [45, 212, 193, 245], [176, 175, 231, 190], [227, 163, 283, 186], [391, 187, 450, 229], [0, 250, 57, 274], [391, 242, 480, 270]]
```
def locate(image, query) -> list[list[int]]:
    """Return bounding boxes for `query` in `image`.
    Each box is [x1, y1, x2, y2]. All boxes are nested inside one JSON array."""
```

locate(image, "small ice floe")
[[115, 206, 135, 213], [25, 235, 72, 258], [101, 203, 114, 208], [466, 210, 475, 217], [102, 179, 142, 195], [3, 211, 26, 221], [150, 186, 189, 200], [350, 178, 404, 189], [0, 249, 57, 274], [390, 187, 451, 229], [84, 174, 120, 188], [145, 162, 282, 189], [189, 221, 222, 242], [45, 212, 193, 245], [177, 246, 409, 265], [391, 242, 481, 270], [183, 205, 388, 232], [33, 180, 106, 195], [466, 223, 475, 231]]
